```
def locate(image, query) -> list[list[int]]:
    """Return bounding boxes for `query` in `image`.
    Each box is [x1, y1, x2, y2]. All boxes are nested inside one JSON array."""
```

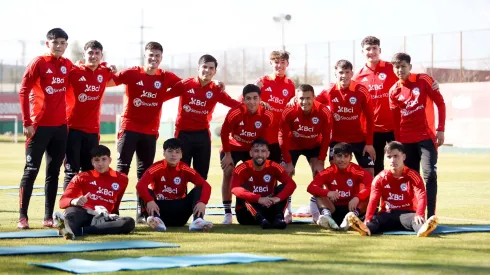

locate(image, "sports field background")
[[0, 138, 489, 274]]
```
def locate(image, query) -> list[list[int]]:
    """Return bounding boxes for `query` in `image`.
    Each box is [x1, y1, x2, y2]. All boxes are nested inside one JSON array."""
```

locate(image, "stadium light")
[[272, 14, 292, 51]]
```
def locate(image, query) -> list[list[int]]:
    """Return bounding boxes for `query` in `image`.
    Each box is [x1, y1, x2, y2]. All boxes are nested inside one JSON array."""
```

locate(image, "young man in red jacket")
[[53, 145, 134, 240], [136, 138, 213, 232], [350, 141, 438, 237]]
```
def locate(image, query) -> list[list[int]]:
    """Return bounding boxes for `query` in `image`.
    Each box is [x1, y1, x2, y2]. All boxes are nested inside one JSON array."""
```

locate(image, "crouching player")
[[231, 138, 297, 229], [307, 142, 372, 232], [136, 138, 213, 232], [54, 145, 135, 239], [351, 141, 438, 237]]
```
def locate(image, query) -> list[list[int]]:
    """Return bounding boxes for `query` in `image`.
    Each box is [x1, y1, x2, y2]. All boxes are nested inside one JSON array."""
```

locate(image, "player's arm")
[[279, 108, 293, 166], [316, 89, 329, 104], [359, 85, 374, 145], [112, 176, 129, 215], [220, 108, 236, 154], [218, 89, 241, 108], [389, 86, 402, 141], [318, 107, 333, 162], [410, 172, 427, 218], [355, 170, 374, 201], [273, 164, 297, 201], [306, 172, 330, 197], [422, 75, 446, 146], [19, 58, 41, 131], [135, 169, 157, 204], [162, 79, 185, 102], [231, 169, 261, 203], [365, 175, 383, 222], [187, 168, 212, 205], [59, 175, 85, 209]]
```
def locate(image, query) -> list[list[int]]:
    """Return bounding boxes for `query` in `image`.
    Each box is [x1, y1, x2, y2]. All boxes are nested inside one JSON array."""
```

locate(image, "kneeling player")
[[307, 142, 372, 232], [231, 138, 297, 229], [136, 138, 213, 232], [353, 141, 438, 237], [54, 145, 135, 240]]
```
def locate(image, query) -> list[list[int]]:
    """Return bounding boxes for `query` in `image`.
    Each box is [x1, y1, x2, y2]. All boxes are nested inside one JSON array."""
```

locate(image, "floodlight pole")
[[273, 14, 292, 51]]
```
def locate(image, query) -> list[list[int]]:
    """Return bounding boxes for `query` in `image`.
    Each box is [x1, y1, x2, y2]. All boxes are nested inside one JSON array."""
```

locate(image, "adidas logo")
[[187, 89, 195, 94], [331, 180, 337, 185], [294, 117, 299, 122], [384, 184, 391, 189], [361, 77, 368, 82], [265, 87, 272, 92], [239, 121, 244, 126], [46, 69, 53, 74], [368, 161, 374, 165], [136, 80, 144, 86], [89, 181, 97, 186], [79, 76, 86, 82], [332, 98, 339, 103], [248, 176, 253, 182], [161, 176, 166, 182]]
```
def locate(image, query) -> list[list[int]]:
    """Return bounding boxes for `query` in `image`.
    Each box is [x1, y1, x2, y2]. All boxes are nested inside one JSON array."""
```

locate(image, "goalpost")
[[0, 115, 18, 143]]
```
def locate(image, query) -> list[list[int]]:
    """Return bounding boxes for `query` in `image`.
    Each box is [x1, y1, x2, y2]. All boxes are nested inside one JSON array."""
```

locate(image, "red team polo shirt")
[[136, 160, 211, 204], [307, 163, 373, 206], [60, 168, 128, 214], [258, 74, 296, 144], [365, 166, 427, 221], [66, 64, 114, 134], [317, 82, 374, 145], [113, 67, 181, 136], [19, 54, 73, 127], [221, 104, 274, 152], [353, 61, 398, 133], [389, 73, 446, 144], [231, 160, 296, 203], [280, 101, 333, 163]]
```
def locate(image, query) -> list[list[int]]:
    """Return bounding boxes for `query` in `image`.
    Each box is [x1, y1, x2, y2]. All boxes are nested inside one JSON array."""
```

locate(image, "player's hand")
[[193, 202, 206, 217], [348, 197, 360, 211], [23, 126, 35, 139], [215, 80, 226, 90], [270, 197, 281, 204], [363, 145, 376, 161], [108, 64, 117, 73], [436, 131, 445, 147], [286, 97, 297, 107], [260, 101, 272, 110], [327, 191, 339, 202], [312, 160, 325, 176], [146, 201, 160, 217], [284, 162, 295, 177], [220, 153, 234, 170], [432, 80, 439, 90], [258, 197, 274, 208], [254, 80, 263, 89], [72, 192, 90, 206], [413, 215, 425, 225]]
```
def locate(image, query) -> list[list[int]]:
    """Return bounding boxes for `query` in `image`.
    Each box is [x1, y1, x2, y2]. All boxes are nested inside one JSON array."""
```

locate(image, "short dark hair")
[[198, 54, 218, 68], [90, 145, 111, 158], [46, 28, 68, 40], [145, 41, 163, 52], [384, 141, 405, 154], [298, 84, 315, 95], [84, 40, 103, 51], [332, 142, 353, 155], [335, 59, 353, 71], [251, 138, 269, 150], [242, 84, 261, 97], [361, 36, 380, 47], [163, 138, 183, 151], [391, 53, 411, 65], [270, 50, 290, 61]]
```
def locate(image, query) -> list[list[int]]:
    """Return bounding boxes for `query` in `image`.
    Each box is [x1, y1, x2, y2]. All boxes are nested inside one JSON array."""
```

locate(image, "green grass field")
[[0, 136, 489, 274]]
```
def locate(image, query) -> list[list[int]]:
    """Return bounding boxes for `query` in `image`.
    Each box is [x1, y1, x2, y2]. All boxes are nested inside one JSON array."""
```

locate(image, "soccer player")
[[231, 138, 297, 229], [163, 54, 240, 180], [317, 60, 376, 176], [54, 145, 135, 240], [18, 28, 73, 229], [136, 138, 213, 232], [307, 142, 373, 231], [351, 141, 438, 237], [220, 84, 274, 224], [63, 40, 115, 190], [389, 53, 446, 218]]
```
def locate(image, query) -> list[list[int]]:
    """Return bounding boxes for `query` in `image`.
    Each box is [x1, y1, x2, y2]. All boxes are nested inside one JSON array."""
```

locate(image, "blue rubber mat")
[[383, 225, 490, 235], [0, 230, 61, 239], [0, 241, 178, 256], [31, 253, 288, 274]]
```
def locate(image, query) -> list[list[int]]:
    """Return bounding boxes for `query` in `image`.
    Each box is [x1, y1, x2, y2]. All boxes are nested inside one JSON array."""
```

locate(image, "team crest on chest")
[[97, 75, 103, 83], [413, 88, 420, 96], [154, 81, 162, 89], [349, 97, 357, 105], [206, 91, 213, 99], [378, 73, 387, 80], [111, 183, 120, 191], [400, 183, 408, 192], [255, 121, 262, 129], [60, 66, 67, 74], [174, 177, 182, 185], [282, 89, 288, 96], [263, 174, 271, 183], [346, 179, 353, 187], [312, 117, 319, 124]]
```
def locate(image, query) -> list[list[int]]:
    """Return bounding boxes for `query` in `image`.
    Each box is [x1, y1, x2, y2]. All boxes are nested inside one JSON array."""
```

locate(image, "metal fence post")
[[304, 44, 308, 84]]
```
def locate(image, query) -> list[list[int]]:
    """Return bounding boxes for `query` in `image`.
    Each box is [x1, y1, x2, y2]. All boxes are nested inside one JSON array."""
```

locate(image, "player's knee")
[[121, 217, 135, 233]]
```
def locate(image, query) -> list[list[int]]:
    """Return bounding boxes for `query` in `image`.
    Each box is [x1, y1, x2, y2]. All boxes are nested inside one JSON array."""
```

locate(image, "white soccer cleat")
[[189, 218, 213, 232], [52, 211, 75, 240], [417, 215, 439, 237], [147, 216, 167, 232], [348, 213, 371, 236], [222, 213, 233, 225], [284, 209, 293, 224], [317, 214, 340, 230], [312, 211, 320, 225], [340, 212, 356, 231]]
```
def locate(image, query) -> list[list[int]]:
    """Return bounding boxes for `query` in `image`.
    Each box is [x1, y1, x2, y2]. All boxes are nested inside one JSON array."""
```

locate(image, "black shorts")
[[290, 147, 320, 167], [331, 205, 350, 225], [329, 141, 374, 169], [268, 143, 283, 164], [220, 151, 251, 166]]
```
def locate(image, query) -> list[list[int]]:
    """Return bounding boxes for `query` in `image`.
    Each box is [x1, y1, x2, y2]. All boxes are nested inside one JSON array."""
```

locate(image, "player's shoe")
[[189, 218, 213, 232], [340, 212, 356, 231], [348, 213, 371, 236], [284, 209, 293, 224], [222, 213, 233, 225], [272, 217, 287, 229], [17, 218, 29, 230], [417, 215, 439, 237], [42, 218, 57, 228], [136, 215, 146, 224], [260, 219, 272, 229], [147, 216, 167, 232], [317, 214, 339, 230], [53, 212, 75, 240], [292, 206, 312, 218]]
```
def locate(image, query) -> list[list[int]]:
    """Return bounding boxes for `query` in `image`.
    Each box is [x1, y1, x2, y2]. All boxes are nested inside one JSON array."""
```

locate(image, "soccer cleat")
[[146, 216, 167, 232], [417, 215, 439, 237], [222, 213, 233, 225], [284, 209, 293, 224], [42, 218, 57, 228], [53, 212, 75, 240], [292, 206, 312, 218], [189, 218, 213, 232], [312, 211, 320, 224], [348, 213, 371, 236], [340, 212, 356, 231], [272, 218, 287, 229], [317, 214, 340, 230], [17, 218, 29, 230], [260, 219, 273, 229], [136, 215, 146, 224]]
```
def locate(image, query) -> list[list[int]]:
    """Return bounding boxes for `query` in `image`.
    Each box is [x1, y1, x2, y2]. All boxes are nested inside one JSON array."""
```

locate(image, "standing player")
[[54, 145, 134, 239], [136, 138, 213, 232], [18, 28, 73, 229], [220, 84, 274, 224], [351, 141, 438, 237], [231, 139, 297, 229], [389, 53, 446, 218], [64, 40, 115, 190], [317, 60, 376, 176], [307, 142, 372, 231]]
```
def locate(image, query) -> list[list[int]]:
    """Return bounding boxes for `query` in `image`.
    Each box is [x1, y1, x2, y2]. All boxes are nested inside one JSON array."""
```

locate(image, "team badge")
[[378, 73, 387, 80], [97, 75, 103, 83], [111, 183, 120, 191], [282, 89, 288, 96], [312, 117, 319, 124], [413, 87, 420, 96], [255, 121, 262, 129], [400, 183, 408, 192], [154, 81, 162, 89], [60, 66, 67, 74], [206, 91, 213, 99], [263, 174, 271, 183], [346, 179, 353, 187], [349, 97, 357, 105], [174, 177, 182, 185]]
